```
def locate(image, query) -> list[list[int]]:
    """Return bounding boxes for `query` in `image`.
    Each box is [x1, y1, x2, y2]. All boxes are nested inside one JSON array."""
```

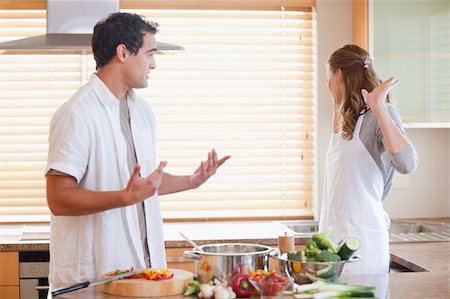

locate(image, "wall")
[[315, 0, 352, 219], [315, 0, 450, 219], [384, 128, 450, 218]]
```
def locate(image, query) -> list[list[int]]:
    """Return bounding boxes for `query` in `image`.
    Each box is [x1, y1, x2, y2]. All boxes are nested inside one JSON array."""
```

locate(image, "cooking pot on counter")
[[184, 243, 279, 284]]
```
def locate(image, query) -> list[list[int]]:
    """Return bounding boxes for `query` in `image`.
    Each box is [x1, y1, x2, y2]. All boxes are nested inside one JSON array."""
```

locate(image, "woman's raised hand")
[[362, 77, 399, 111]]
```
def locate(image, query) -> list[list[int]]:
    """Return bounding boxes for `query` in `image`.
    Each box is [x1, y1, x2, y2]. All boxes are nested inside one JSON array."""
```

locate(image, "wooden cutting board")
[[101, 269, 194, 297]]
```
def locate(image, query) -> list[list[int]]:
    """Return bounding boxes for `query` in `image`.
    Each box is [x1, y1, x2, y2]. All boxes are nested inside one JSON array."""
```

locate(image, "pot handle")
[[263, 248, 280, 270], [183, 250, 201, 260], [347, 255, 362, 263], [269, 247, 280, 257]]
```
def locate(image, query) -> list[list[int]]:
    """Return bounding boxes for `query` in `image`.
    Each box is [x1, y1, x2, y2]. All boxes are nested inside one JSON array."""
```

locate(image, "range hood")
[[0, 0, 184, 53]]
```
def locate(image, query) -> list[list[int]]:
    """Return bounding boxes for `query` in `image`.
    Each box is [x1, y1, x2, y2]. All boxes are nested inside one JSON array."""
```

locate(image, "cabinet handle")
[[36, 285, 50, 290]]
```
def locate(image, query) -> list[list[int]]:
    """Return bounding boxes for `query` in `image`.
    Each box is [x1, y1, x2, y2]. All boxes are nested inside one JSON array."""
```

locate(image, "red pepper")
[[156, 272, 174, 280], [126, 274, 146, 279], [231, 273, 254, 298]]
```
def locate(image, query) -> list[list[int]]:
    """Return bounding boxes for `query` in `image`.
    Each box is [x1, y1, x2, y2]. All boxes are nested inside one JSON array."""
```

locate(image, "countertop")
[[45, 237, 450, 299], [2, 219, 449, 298], [0, 221, 301, 252], [2, 218, 449, 251]]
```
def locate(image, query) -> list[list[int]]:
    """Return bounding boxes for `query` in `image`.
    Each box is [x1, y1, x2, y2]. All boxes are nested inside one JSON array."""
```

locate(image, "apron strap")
[[354, 112, 366, 136]]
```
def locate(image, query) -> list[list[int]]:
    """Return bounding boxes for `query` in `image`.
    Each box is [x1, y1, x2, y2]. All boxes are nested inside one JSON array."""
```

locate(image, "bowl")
[[275, 253, 361, 285], [249, 275, 293, 299]]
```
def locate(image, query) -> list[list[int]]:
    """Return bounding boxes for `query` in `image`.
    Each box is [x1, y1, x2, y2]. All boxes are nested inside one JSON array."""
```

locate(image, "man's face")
[[124, 32, 157, 89]]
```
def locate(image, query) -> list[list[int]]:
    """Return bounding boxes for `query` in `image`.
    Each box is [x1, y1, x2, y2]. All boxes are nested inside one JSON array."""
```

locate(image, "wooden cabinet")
[[371, 0, 450, 127], [0, 252, 19, 299]]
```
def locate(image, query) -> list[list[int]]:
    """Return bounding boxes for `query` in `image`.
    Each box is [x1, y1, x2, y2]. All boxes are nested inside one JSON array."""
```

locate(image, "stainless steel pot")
[[184, 243, 279, 284]]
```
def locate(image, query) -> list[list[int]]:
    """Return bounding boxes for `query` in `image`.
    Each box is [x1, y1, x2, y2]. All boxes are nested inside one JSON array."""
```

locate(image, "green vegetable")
[[318, 284, 375, 292], [305, 239, 322, 259], [315, 265, 337, 280], [184, 279, 201, 296], [294, 282, 376, 299], [288, 250, 303, 261], [314, 283, 376, 298], [337, 238, 360, 260], [315, 250, 341, 263], [295, 281, 326, 293], [312, 230, 340, 254], [313, 290, 376, 298]]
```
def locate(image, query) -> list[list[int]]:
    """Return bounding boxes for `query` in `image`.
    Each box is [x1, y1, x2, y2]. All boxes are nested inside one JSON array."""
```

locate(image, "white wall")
[[315, 0, 450, 219], [315, 0, 353, 219], [384, 128, 450, 218]]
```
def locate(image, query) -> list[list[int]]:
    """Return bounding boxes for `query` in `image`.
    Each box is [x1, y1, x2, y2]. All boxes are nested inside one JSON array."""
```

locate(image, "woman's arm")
[[362, 77, 410, 154]]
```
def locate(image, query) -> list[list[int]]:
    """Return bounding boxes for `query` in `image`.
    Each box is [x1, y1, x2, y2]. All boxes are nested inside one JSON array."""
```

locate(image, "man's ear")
[[116, 44, 127, 62]]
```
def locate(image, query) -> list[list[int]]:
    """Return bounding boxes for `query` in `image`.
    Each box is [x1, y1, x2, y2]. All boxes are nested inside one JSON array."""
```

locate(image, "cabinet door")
[[166, 248, 195, 273], [371, 0, 450, 126], [0, 286, 19, 299], [0, 252, 19, 285], [0, 252, 19, 299]]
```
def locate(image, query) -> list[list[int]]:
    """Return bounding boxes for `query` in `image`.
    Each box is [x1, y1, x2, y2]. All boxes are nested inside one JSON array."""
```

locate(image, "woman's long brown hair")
[[327, 44, 392, 139]]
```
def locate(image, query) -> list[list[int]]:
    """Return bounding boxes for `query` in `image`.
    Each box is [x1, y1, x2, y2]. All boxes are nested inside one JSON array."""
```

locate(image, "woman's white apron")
[[319, 113, 390, 274]]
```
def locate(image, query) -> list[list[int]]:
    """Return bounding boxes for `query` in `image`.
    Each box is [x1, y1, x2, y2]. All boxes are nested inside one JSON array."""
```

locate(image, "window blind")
[[0, 2, 316, 223]]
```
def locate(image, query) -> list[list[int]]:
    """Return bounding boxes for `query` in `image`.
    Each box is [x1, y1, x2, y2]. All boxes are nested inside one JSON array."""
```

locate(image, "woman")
[[319, 44, 418, 274]]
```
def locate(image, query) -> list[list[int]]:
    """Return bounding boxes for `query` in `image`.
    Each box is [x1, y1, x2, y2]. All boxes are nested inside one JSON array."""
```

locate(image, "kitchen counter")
[[48, 271, 449, 299], [390, 242, 450, 272], [46, 240, 450, 298], [3, 218, 449, 251], [2, 219, 449, 298], [0, 221, 301, 252], [1, 220, 450, 271]]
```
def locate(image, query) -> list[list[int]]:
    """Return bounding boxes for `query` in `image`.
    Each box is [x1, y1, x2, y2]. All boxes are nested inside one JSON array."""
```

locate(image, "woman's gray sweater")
[[359, 104, 419, 200]]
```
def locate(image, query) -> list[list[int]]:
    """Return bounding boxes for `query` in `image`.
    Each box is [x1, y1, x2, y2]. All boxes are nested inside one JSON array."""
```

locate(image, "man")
[[46, 12, 230, 284]]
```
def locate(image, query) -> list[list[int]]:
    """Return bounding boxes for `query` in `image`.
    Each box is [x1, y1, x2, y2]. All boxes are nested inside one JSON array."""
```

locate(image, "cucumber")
[[337, 238, 360, 260]]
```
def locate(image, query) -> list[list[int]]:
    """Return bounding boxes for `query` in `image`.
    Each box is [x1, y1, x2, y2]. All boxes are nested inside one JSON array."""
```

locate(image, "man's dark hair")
[[92, 12, 159, 69]]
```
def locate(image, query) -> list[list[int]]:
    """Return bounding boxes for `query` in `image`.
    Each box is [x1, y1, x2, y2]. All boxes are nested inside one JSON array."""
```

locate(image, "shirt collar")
[[88, 73, 137, 109]]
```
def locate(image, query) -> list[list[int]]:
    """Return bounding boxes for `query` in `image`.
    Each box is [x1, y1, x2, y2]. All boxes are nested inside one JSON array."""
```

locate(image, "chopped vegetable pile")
[[140, 268, 174, 280], [183, 270, 290, 299], [184, 278, 236, 299], [106, 268, 174, 280]]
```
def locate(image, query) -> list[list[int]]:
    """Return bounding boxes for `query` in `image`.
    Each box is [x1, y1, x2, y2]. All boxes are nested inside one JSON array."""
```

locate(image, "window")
[[0, 0, 316, 222]]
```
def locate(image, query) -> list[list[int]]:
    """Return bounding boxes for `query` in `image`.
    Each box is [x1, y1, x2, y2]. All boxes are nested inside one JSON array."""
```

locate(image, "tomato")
[[249, 270, 290, 296]]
